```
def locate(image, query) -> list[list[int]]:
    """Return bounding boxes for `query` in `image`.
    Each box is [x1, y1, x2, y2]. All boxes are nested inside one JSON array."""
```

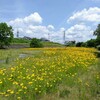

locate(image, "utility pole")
[[63, 30, 66, 44]]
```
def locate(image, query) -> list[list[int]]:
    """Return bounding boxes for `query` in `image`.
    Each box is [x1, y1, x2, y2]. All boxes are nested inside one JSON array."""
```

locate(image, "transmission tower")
[[63, 30, 66, 44], [48, 33, 50, 41], [17, 29, 19, 38]]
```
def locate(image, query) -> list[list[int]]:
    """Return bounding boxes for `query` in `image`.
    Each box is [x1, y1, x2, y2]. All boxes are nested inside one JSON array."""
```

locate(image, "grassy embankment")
[[11, 38, 63, 48]]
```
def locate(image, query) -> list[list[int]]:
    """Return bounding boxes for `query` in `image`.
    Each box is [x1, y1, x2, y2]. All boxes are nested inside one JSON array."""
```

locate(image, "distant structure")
[[23, 36, 32, 40], [63, 30, 66, 44], [16, 29, 19, 38], [48, 33, 50, 41], [40, 38, 49, 42], [65, 40, 76, 46]]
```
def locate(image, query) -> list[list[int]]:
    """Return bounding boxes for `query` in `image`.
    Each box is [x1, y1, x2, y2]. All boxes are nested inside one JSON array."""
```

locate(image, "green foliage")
[[95, 36, 100, 46], [0, 22, 13, 48], [75, 24, 100, 48], [81, 42, 87, 47], [97, 45, 100, 51], [93, 24, 100, 47], [41, 41, 63, 47], [30, 38, 43, 48], [77, 39, 98, 48], [76, 42, 84, 47], [95, 50, 100, 57], [94, 24, 100, 37], [86, 39, 96, 47]]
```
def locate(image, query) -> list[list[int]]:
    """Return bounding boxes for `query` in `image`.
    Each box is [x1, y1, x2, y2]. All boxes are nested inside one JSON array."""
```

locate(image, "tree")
[[30, 38, 43, 48], [81, 42, 87, 47], [76, 42, 84, 47], [94, 24, 100, 37], [0, 23, 13, 48], [94, 24, 100, 47], [86, 39, 96, 47], [95, 36, 100, 46]]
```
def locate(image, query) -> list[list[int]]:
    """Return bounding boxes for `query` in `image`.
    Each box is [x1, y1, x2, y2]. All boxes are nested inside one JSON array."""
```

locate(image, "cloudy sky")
[[0, 0, 100, 43]]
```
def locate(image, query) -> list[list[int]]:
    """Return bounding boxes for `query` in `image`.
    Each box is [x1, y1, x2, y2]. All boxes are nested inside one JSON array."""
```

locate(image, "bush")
[[95, 37, 100, 46], [76, 42, 83, 47], [86, 39, 96, 47], [97, 45, 100, 51], [97, 52, 100, 57], [30, 38, 43, 48], [81, 42, 87, 47]]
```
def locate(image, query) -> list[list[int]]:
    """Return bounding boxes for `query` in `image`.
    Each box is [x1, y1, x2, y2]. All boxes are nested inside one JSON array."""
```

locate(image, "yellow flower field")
[[0, 47, 99, 100]]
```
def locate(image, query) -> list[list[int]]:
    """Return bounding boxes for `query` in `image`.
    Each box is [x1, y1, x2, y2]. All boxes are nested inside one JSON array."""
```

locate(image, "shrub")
[[81, 42, 87, 47], [86, 39, 96, 47], [97, 45, 100, 51], [95, 37, 100, 46], [30, 38, 43, 48], [76, 42, 83, 47]]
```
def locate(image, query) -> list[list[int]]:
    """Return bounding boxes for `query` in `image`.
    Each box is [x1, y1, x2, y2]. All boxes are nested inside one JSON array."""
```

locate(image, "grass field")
[[0, 47, 100, 100]]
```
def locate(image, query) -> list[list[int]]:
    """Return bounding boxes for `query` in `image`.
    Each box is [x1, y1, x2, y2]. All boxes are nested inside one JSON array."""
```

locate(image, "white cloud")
[[65, 23, 96, 42], [66, 24, 90, 34], [8, 14, 55, 40], [66, 7, 99, 42], [51, 28, 65, 43], [67, 7, 100, 23], [8, 12, 43, 27], [59, 28, 65, 31], [26, 30, 33, 34], [23, 13, 42, 24], [47, 25, 55, 30], [7, 12, 53, 39], [13, 25, 52, 39], [27, 25, 50, 38], [7, 12, 65, 43], [7, 10, 97, 43]]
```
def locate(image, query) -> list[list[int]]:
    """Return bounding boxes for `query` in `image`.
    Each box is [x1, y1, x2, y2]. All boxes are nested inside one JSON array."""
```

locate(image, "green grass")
[[0, 49, 43, 68], [12, 38, 31, 43], [0, 49, 20, 60], [41, 41, 63, 47]]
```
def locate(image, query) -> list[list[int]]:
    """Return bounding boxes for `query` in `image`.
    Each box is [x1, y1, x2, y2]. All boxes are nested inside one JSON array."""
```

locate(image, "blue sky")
[[0, 0, 100, 43]]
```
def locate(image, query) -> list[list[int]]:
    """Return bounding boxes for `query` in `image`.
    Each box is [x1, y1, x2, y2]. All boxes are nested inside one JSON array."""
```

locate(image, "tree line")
[[77, 24, 100, 47], [0, 22, 100, 49]]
